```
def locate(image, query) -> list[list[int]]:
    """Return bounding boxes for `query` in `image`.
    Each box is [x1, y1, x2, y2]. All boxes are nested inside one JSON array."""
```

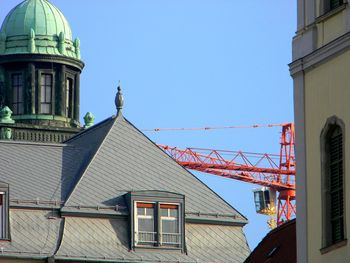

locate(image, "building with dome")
[[0, 0, 84, 142], [0, 1, 250, 262]]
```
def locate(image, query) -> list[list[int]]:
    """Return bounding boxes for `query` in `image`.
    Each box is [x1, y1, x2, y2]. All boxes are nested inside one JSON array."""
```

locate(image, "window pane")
[[41, 88, 46, 102], [137, 207, 144, 216], [45, 86, 51, 102], [41, 104, 50, 114], [46, 74, 52, 84], [18, 86, 23, 102], [145, 207, 153, 216], [161, 218, 178, 234], [138, 217, 155, 232], [160, 208, 168, 217], [18, 104, 24, 114], [13, 88, 18, 102], [170, 208, 178, 218]]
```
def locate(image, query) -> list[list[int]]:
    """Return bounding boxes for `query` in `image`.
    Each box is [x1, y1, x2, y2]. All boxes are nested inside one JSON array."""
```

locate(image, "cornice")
[[0, 53, 84, 71], [290, 31, 350, 76]]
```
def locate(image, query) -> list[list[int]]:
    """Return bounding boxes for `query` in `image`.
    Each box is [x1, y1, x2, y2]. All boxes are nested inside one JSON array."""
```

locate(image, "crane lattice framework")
[[157, 123, 296, 226]]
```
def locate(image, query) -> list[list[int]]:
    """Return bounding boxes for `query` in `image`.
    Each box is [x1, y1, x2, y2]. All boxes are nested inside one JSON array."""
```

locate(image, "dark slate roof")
[[0, 113, 250, 262], [56, 217, 195, 263], [186, 223, 250, 263], [0, 114, 247, 222], [56, 217, 250, 263], [63, 115, 247, 223], [244, 219, 296, 263], [0, 141, 87, 207], [0, 209, 62, 258]]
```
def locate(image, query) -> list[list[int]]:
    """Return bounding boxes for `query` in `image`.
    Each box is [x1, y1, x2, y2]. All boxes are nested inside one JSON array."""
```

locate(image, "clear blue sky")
[[1, 0, 297, 251]]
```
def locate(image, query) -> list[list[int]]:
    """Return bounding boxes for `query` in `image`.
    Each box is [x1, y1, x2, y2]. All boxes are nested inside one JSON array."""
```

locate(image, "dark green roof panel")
[[0, 0, 80, 59]]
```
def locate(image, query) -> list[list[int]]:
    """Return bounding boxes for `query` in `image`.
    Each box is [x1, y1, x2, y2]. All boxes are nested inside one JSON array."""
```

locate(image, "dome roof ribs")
[[0, 0, 79, 60]]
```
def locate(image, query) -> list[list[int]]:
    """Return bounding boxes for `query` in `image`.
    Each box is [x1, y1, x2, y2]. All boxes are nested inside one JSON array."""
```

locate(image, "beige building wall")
[[291, 1, 350, 262], [304, 49, 350, 262], [316, 9, 347, 47]]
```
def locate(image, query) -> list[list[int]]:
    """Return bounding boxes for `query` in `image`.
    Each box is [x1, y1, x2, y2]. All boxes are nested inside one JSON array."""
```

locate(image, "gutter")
[[54, 256, 195, 263], [185, 217, 247, 226], [54, 257, 141, 263], [0, 254, 47, 260]]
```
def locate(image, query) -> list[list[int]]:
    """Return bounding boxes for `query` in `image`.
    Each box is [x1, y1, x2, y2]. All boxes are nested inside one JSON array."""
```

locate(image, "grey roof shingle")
[[0, 141, 87, 206], [64, 115, 247, 222], [0, 114, 249, 262], [186, 223, 250, 263], [56, 217, 196, 263], [0, 209, 61, 258], [55, 217, 250, 263]]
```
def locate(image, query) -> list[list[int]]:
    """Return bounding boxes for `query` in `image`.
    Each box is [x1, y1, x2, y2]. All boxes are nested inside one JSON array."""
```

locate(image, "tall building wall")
[[304, 49, 350, 262], [290, 1, 350, 262]]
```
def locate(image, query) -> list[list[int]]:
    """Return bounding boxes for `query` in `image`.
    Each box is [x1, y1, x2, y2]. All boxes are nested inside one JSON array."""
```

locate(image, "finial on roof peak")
[[115, 81, 124, 116]]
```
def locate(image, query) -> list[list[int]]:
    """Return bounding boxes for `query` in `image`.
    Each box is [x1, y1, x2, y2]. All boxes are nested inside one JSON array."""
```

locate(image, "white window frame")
[[159, 203, 180, 246], [134, 201, 181, 248], [134, 202, 156, 246]]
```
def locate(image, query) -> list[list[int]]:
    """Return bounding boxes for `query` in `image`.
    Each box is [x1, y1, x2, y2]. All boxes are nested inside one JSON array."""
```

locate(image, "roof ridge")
[[63, 116, 118, 206], [64, 116, 115, 143], [122, 117, 248, 222]]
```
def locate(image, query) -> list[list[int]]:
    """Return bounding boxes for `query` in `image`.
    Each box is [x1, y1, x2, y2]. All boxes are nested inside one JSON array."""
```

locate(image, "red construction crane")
[[156, 123, 296, 226]]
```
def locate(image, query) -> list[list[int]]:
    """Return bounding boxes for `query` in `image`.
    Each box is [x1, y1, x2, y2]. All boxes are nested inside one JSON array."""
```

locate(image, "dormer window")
[[134, 202, 181, 248], [129, 191, 184, 251]]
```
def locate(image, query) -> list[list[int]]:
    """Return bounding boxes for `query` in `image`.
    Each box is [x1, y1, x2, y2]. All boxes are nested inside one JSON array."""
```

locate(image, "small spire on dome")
[[115, 81, 124, 116]]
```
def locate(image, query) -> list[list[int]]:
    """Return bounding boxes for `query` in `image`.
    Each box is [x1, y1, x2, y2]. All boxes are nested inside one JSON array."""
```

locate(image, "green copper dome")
[[0, 0, 81, 59]]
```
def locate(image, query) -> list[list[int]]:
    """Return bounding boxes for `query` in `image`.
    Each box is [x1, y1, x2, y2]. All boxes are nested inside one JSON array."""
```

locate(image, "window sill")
[[320, 239, 347, 254], [134, 246, 182, 252], [316, 3, 347, 24]]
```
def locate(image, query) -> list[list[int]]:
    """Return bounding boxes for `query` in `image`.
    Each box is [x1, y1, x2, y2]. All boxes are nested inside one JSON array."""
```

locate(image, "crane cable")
[[141, 123, 292, 132]]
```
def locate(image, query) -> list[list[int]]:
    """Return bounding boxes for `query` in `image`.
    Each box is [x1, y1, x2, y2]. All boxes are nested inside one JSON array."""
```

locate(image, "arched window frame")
[[321, 116, 346, 250]]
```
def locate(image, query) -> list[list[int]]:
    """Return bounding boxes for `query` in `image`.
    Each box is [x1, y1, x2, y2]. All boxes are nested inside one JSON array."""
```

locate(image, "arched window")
[[321, 117, 345, 247]]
